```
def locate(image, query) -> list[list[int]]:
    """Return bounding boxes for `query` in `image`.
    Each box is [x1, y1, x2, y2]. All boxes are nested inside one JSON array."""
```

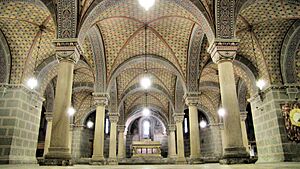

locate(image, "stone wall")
[[249, 85, 300, 162], [0, 84, 44, 164], [200, 124, 222, 162]]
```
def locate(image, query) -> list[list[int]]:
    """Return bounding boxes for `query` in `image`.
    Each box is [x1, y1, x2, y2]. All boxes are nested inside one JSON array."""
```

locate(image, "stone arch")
[[118, 83, 174, 113], [87, 26, 106, 92], [237, 79, 248, 112], [198, 104, 217, 124], [36, 57, 90, 94], [233, 58, 258, 96], [125, 106, 167, 135], [72, 82, 94, 93], [44, 81, 55, 112], [280, 20, 300, 84], [107, 54, 187, 93], [187, 25, 203, 92], [0, 29, 11, 83]]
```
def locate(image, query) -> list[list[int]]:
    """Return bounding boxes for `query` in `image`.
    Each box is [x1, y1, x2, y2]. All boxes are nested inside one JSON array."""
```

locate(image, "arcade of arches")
[[0, 0, 300, 167]]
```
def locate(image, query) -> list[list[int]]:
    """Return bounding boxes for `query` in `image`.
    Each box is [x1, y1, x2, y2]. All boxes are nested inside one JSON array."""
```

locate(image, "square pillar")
[[0, 84, 44, 164]]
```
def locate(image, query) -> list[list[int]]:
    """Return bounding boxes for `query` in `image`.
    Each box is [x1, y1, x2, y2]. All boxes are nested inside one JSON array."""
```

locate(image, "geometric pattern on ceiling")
[[124, 91, 169, 116], [73, 91, 93, 125], [237, 0, 300, 84], [0, 1, 55, 84], [95, 0, 198, 81], [82, 37, 95, 70], [116, 61, 176, 100]]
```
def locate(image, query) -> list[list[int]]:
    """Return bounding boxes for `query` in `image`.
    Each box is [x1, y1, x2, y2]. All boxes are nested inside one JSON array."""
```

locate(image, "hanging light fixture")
[[140, 24, 152, 89], [218, 108, 226, 117], [200, 120, 207, 128], [27, 26, 44, 90], [68, 107, 76, 116], [142, 93, 151, 116], [250, 26, 266, 91], [87, 120, 94, 129], [138, 0, 155, 11]]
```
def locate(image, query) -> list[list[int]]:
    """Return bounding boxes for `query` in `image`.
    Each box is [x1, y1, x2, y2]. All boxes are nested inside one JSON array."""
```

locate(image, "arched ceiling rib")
[[0, 1, 56, 84]]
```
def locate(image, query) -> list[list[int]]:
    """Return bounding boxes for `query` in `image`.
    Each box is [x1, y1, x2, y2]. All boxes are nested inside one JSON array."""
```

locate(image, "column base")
[[219, 147, 250, 164], [168, 156, 177, 163], [41, 147, 72, 166], [108, 158, 118, 165], [90, 155, 106, 165], [39, 159, 73, 166], [189, 157, 204, 164], [176, 157, 187, 164]]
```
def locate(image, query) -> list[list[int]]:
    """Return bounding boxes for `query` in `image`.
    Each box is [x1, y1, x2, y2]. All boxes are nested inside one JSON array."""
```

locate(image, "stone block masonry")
[[0, 84, 44, 164], [249, 85, 300, 163]]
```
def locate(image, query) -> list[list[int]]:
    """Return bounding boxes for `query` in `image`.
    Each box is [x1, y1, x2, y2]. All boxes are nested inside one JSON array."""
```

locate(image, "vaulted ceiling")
[[0, 0, 299, 125]]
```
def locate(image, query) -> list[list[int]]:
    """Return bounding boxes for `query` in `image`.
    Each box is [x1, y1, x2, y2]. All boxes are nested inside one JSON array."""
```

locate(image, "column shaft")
[[117, 126, 125, 159], [188, 104, 201, 159], [108, 115, 119, 165], [45, 60, 75, 161], [218, 61, 244, 148], [168, 129, 176, 158], [174, 115, 186, 164], [91, 104, 106, 162], [208, 40, 249, 164], [240, 112, 249, 153], [43, 118, 52, 157]]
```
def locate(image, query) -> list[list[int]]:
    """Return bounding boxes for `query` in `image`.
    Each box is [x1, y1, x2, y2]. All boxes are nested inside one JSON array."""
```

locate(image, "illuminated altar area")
[[132, 139, 162, 157]]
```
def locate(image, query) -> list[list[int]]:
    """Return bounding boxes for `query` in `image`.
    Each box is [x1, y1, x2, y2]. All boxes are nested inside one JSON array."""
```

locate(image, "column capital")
[[173, 113, 185, 123], [168, 124, 176, 132], [108, 113, 119, 123], [53, 38, 82, 64], [207, 38, 240, 64], [44, 112, 53, 121], [184, 92, 201, 106], [118, 125, 126, 132], [93, 92, 109, 106], [240, 111, 248, 121]]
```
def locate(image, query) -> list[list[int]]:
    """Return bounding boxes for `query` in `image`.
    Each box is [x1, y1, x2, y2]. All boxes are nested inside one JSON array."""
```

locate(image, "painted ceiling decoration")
[[0, 0, 299, 124]]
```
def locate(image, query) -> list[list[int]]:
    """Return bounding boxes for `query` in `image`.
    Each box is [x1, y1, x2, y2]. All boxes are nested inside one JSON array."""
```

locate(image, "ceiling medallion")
[[282, 103, 300, 142]]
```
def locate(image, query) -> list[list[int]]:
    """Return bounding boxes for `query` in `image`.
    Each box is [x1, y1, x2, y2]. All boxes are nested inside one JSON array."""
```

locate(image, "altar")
[[131, 139, 162, 157]]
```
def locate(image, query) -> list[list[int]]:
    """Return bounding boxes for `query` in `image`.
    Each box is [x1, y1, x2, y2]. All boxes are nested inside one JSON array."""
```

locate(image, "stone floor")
[[0, 163, 300, 169]]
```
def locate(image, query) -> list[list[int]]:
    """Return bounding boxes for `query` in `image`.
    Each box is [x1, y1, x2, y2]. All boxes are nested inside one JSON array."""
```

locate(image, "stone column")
[[108, 114, 119, 165], [43, 112, 53, 157], [69, 124, 73, 154], [240, 112, 249, 153], [173, 113, 186, 164], [44, 39, 80, 166], [185, 93, 203, 163], [117, 125, 125, 159], [168, 124, 177, 160], [208, 39, 249, 164], [91, 93, 108, 164]]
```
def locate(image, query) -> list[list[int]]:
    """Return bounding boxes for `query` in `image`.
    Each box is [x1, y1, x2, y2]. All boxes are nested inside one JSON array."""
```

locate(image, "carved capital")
[[207, 39, 239, 64], [44, 112, 53, 121], [168, 124, 176, 132], [118, 125, 126, 132], [240, 111, 248, 121], [93, 92, 109, 106], [108, 113, 119, 123], [184, 92, 201, 106], [173, 113, 185, 123], [53, 39, 82, 63]]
